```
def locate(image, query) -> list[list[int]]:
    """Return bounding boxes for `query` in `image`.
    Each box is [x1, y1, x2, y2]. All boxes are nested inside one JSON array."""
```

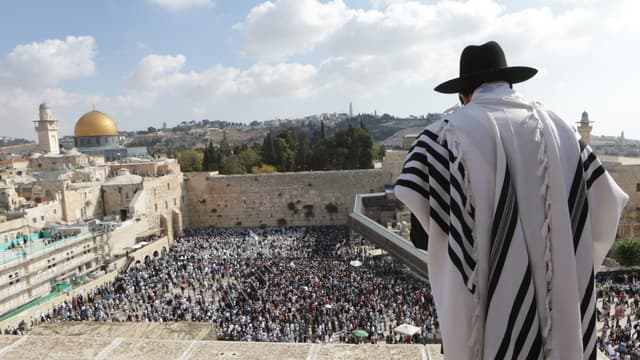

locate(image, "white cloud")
[[147, 0, 214, 12], [0, 36, 96, 90], [2, 1, 639, 140], [234, 0, 623, 94], [126, 53, 317, 101], [233, 0, 352, 61], [0, 36, 100, 139]]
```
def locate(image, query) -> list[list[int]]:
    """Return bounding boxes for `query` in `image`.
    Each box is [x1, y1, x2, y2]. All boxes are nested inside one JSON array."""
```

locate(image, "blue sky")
[[0, 0, 638, 140]]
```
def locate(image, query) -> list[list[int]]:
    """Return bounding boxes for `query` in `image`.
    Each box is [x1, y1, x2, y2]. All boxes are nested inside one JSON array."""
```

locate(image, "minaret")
[[576, 110, 593, 146], [33, 102, 60, 155], [349, 102, 353, 118]]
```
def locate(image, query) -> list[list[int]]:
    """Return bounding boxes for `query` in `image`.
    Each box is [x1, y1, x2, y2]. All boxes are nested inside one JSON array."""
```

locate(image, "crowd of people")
[[6, 226, 439, 344], [597, 270, 640, 359], [4, 230, 79, 250]]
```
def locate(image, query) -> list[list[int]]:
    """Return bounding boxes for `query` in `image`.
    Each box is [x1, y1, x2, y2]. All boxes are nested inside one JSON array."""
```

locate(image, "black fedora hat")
[[434, 41, 537, 94]]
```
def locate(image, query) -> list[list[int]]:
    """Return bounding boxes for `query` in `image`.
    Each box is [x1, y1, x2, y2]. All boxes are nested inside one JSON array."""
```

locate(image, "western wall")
[[185, 169, 388, 228]]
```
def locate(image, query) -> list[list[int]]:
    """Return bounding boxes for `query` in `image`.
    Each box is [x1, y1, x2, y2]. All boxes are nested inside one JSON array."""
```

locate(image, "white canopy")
[[393, 323, 421, 336]]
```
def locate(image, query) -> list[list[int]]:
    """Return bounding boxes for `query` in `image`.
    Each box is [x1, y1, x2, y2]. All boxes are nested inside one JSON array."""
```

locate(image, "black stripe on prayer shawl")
[[568, 161, 589, 252], [488, 169, 517, 305], [399, 127, 477, 293], [568, 146, 598, 358], [495, 268, 538, 359], [486, 164, 542, 359], [578, 140, 605, 189], [395, 179, 429, 200], [586, 166, 604, 189]]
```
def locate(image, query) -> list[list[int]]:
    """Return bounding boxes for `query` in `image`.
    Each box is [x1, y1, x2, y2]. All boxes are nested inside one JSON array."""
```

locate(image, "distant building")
[[71, 108, 147, 161], [33, 102, 60, 155], [577, 110, 593, 145]]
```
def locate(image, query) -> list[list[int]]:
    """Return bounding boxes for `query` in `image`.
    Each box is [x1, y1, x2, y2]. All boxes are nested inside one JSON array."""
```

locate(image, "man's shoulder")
[[441, 102, 491, 124]]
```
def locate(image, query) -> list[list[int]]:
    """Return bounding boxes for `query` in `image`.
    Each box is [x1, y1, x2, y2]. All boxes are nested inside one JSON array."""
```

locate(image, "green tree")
[[177, 149, 203, 172], [237, 148, 261, 171], [295, 132, 312, 171], [202, 139, 220, 171], [274, 137, 295, 172], [220, 130, 231, 156], [262, 131, 276, 166], [220, 154, 244, 174], [202, 140, 210, 170], [615, 239, 640, 266], [353, 126, 374, 169]]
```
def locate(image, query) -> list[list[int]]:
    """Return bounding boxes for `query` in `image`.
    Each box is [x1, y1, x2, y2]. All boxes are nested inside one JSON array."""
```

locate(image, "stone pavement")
[[0, 335, 442, 360]]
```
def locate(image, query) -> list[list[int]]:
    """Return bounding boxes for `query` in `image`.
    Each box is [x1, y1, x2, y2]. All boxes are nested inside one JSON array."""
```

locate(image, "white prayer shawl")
[[395, 82, 628, 359]]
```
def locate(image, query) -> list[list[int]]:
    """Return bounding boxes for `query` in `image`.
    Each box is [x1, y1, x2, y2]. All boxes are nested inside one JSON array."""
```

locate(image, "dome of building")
[[74, 110, 118, 137]]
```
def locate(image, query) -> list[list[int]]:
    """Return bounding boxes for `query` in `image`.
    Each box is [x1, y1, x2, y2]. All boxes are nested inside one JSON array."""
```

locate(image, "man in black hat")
[[395, 41, 627, 359]]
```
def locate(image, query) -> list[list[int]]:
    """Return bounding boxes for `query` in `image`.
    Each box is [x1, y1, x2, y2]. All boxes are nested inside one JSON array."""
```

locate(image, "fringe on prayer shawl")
[[438, 121, 482, 360], [484, 100, 555, 356], [532, 103, 554, 357]]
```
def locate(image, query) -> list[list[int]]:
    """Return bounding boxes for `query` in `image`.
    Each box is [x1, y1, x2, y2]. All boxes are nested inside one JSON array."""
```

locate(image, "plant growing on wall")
[[325, 203, 338, 214], [303, 204, 314, 218]]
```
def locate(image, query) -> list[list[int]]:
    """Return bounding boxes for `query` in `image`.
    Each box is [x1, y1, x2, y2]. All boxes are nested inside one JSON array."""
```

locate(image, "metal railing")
[[0, 231, 91, 266], [348, 193, 428, 277]]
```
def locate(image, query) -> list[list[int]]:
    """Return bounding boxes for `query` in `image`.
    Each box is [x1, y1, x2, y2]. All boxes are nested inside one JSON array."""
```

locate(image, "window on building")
[[32, 218, 37, 223], [165, 201, 168, 209], [637, 182, 640, 192], [41, 216, 44, 221], [167, 183, 170, 190], [155, 204, 158, 212], [173, 198, 177, 206]]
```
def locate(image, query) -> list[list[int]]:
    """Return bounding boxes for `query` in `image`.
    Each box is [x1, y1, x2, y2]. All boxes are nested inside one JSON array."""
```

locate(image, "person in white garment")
[[395, 40, 628, 359]]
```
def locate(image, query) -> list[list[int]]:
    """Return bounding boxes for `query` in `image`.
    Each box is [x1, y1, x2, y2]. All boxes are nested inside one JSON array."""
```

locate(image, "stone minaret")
[[349, 102, 353, 118], [33, 102, 60, 155], [576, 110, 593, 146]]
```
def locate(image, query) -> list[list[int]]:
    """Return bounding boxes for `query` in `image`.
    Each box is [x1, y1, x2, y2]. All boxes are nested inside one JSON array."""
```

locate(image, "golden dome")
[[74, 110, 118, 137]]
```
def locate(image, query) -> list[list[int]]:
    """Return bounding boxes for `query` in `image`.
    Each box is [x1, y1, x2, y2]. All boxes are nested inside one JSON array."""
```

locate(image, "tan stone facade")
[[185, 170, 385, 228], [605, 162, 640, 239]]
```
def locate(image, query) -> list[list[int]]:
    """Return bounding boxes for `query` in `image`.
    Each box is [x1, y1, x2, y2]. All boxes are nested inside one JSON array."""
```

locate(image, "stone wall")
[[0, 217, 29, 244], [606, 162, 640, 239], [23, 200, 63, 229], [62, 182, 103, 222], [141, 173, 186, 237], [380, 150, 406, 186], [185, 169, 385, 228]]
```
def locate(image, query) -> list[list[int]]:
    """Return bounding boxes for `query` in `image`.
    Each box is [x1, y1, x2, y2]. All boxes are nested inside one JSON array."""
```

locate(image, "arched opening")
[[153, 250, 159, 258]]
